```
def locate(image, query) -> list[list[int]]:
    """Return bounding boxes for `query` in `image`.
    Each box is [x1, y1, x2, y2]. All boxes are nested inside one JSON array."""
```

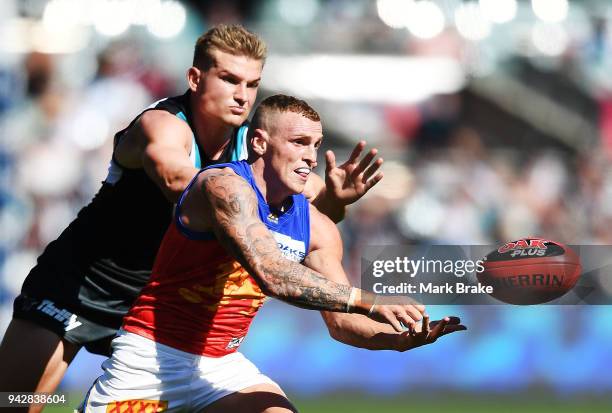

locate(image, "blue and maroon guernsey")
[[123, 160, 310, 357]]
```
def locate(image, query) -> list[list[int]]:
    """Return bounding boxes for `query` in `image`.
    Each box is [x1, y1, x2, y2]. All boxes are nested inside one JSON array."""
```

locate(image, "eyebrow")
[[218, 70, 261, 83], [290, 133, 324, 141]]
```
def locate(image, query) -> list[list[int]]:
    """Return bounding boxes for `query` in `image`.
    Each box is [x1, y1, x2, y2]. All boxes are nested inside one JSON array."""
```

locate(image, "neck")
[[251, 160, 291, 209], [189, 94, 233, 160]]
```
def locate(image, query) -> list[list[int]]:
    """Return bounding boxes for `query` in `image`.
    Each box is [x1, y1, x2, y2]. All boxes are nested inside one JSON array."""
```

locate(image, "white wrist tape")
[[368, 295, 378, 316], [346, 287, 358, 313]]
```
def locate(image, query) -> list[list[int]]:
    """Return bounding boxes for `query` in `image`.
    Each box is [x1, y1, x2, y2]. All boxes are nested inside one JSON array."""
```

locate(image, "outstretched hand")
[[325, 141, 384, 206], [394, 315, 467, 351]]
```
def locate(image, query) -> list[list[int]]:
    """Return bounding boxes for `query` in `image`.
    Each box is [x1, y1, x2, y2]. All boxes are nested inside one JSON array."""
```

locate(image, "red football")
[[477, 238, 581, 305]]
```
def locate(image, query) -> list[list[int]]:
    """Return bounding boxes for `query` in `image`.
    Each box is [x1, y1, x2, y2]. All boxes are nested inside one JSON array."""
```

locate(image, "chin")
[[291, 183, 306, 195], [224, 113, 247, 127]]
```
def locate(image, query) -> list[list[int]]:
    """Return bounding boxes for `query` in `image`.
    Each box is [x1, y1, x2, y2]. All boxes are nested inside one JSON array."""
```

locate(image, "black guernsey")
[[20, 91, 245, 329]]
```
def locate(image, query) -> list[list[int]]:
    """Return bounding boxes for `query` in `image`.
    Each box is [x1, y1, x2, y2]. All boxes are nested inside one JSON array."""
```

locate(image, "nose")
[[304, 145, 318, 168], [234, 83, 247, 106]]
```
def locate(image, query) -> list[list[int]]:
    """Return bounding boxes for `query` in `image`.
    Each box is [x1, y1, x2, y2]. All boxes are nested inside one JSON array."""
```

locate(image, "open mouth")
[[294, 167, 311, 180]]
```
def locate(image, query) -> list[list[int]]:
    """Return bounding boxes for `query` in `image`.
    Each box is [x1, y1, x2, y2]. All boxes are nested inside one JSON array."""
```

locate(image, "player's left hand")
[[394, 315, 466, 351], [325, 141, 383, 206]]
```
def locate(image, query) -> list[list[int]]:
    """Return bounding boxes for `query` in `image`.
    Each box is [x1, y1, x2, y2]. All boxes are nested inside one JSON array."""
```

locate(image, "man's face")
[[193, 49, 262, 127], [263, 111, 323, 197]]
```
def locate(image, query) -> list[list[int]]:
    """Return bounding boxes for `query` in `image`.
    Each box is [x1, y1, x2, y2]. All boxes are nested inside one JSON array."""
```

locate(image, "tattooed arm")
[[196, 167, 359, 312], [179, 167, 421, 331]]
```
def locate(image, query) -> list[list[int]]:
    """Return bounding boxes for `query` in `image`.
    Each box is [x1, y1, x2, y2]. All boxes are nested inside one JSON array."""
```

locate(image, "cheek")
[[204, 79, 229, 101]]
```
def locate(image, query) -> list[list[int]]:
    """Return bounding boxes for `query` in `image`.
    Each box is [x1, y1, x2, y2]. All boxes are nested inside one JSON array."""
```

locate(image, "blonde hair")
[[193, 24, 267, 70]]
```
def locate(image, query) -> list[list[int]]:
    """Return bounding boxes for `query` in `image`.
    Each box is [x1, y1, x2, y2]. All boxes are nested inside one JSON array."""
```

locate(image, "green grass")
[[43, 393, 612, 413]]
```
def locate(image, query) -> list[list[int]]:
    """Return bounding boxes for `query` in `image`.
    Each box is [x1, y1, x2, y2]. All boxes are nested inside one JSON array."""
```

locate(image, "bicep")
[[201, 171, 283, 276], [142, 139, 195, 181], [138, 111, 197, 201], [306, 205, 344, 280], [303, 248, 348, 285]]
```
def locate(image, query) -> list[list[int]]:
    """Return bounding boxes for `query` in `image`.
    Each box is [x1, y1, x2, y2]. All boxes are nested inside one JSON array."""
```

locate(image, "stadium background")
[[0, 0, 611, 411]]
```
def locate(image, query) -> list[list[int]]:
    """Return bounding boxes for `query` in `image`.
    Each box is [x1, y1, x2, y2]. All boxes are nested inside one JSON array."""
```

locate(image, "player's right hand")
[[367, 298, 426, 333]]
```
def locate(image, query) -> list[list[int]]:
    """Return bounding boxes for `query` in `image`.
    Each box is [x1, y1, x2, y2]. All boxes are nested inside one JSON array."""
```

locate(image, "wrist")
[[345, 287, 358, 313], [346, 288, 376, 315]]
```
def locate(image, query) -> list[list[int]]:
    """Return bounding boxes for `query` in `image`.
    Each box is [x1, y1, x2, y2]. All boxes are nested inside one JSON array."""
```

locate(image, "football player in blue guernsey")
[[0, 25, 385, 409], [79, 95, 466, 413]]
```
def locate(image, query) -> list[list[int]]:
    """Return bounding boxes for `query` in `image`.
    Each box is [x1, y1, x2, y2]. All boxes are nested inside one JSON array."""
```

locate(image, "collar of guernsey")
[[177, 113, 249, 168], [175, 160, 311, 263]]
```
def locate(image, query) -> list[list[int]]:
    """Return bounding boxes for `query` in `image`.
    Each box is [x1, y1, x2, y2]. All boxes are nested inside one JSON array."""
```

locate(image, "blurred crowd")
[[0, 44, 180, 324], [0, 0, 611, 395]]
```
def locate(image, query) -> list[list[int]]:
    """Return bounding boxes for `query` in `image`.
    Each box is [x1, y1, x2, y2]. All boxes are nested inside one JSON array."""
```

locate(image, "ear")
[[186, 67, 201, 92], [250, 128, 269, 156]]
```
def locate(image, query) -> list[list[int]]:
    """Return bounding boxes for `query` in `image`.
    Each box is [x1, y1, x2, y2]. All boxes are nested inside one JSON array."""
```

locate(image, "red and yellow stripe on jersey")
[[123, 161, 310, 357], [122, 222, 266, 357]]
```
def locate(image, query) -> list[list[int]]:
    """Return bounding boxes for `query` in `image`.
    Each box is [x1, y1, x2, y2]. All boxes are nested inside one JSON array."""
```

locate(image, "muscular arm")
[[199, 168, 373, 314], [115, 110, 198, 203], [305, 205, 403, 350], [306, 205, 465, 351]]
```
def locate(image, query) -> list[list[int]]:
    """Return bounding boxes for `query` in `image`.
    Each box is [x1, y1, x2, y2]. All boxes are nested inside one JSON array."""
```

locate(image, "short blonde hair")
[[193, 24, 267, 70]]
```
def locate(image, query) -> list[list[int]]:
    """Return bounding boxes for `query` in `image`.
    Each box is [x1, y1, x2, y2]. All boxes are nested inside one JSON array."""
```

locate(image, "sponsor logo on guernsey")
[[36, 299, 83, 332], [106, 399, 168, 413], [226, 336, 245, 350], [272, 232, 306, 262]]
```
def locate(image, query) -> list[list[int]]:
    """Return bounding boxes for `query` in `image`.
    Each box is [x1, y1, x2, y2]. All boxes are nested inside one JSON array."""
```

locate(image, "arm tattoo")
[[201, 170, 351, 312]]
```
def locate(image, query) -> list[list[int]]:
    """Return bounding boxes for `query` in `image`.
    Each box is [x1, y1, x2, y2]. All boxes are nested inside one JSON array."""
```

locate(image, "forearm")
[[158, 165, 200, 203], [311, 189, 346, 223], [258, 260, 372, 313], [323, 312, 402, 351], [143, 148, 200, 203]]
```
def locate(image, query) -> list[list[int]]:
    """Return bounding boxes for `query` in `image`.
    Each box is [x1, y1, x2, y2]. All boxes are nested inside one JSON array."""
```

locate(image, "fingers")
[[352, 148, 378, 179], [398, 305, 425, 335], [346, 141, 366, 164], [445, 316, 462, 325], [396, 313, 417, 334], [369, 305, 403, 332], [363, 158, 383, 182], [372, 305, 422, 333], [421, 314, 430, 335], [429, 317, 450, 339], [413, 302, 426, 315], [430, 316, 467, 339], [386, 311, 404, 333], [440, 325, 467, 335], [325, 150, 336, 174], [403, 305, 425, 323], [430, 316, 461, 329]]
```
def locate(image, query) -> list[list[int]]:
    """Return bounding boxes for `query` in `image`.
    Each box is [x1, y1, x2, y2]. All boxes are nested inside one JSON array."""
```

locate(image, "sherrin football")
[[477, 238, 581, 305]]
